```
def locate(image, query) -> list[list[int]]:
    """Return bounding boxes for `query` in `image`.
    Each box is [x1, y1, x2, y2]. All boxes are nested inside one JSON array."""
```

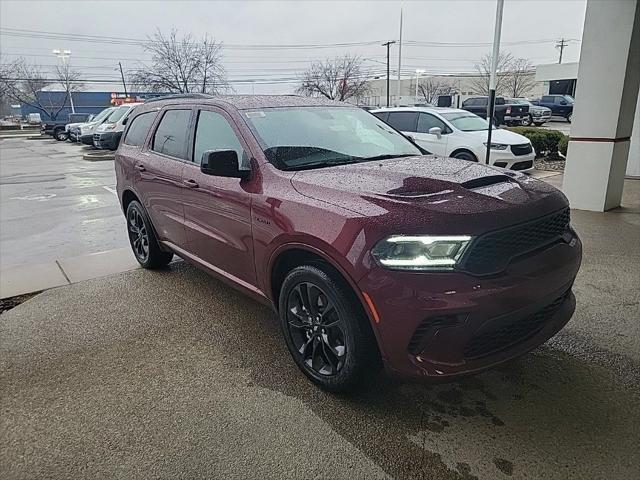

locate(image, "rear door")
[[181, 107, 256, 287], [135, 107, 194, 248], [412, 112, 449, 155]]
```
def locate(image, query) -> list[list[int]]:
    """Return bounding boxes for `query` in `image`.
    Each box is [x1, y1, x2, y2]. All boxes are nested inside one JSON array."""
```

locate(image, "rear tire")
[[278, 264, 381, 392], [126, 200, 173, 269], [521, 114, 533, 126]]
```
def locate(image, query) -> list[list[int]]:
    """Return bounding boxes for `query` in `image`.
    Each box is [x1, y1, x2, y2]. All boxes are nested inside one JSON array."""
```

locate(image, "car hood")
[[291, 155, 567, 236], [463, 128, 531, 145]]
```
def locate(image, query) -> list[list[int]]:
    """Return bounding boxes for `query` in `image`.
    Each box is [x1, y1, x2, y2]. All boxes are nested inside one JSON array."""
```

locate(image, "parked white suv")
[[372, 107, 535, 171]]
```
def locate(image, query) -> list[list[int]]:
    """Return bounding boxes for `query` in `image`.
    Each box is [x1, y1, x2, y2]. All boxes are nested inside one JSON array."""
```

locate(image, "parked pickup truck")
[[41, 113, 92, 141], [530, 95, 574, 122], [461, 96, 529, 126]]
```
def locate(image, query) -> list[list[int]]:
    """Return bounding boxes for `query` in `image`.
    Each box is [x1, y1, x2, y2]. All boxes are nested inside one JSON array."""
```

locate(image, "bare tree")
[[0, 57, 82, 120], [417, 77, 457, 105], [297, 55, 370, 102], [130, 29, 227, 94], [503, 57, 536, 98], [469, 52, 514, 95]]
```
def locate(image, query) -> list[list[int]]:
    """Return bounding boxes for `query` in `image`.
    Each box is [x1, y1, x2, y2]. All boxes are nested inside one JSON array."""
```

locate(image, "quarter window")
[[152, 109, 192, 159], [123, 112, 156, 147], [193, 110, 244, 166], [386, 111, 419, 132]]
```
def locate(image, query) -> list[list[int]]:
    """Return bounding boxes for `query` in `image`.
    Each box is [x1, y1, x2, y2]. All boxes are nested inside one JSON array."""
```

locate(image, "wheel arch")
[[450, 148, 479, 161]]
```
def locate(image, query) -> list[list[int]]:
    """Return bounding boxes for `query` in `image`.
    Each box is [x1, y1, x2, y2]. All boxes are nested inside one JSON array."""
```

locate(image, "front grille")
[[512, 160, 533, 171], [461, 208, 571, 275], [463, 290, 570, 360], [511, 143, 533, 156]]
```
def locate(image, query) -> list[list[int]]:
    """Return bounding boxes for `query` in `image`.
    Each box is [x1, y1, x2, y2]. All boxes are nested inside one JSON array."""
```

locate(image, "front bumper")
[[531, 112, 552, 123], [80, 133, 95, 145], [478, 149, 535, 171], [93, 131, 120, 150], [357, 234, 582, 379]]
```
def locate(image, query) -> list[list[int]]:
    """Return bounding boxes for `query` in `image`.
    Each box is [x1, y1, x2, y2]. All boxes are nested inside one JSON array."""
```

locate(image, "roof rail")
[[144, 93, 214, 103]]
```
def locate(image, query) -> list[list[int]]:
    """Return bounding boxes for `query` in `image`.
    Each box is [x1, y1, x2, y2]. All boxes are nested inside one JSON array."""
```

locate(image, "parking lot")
[[1, 133, 639, 479]]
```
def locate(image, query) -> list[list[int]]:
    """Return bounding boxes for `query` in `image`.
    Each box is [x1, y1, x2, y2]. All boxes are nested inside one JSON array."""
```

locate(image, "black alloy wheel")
[[522, 114, 533, 126], [54, 129, 69, 141], [125, 200, 173, 269], [128, 207, 150, 263], [279, 265, 380, 392], [286, 281, 347, 376]]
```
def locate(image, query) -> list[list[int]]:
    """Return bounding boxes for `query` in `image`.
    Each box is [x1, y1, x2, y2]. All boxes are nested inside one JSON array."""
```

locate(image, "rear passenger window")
[[123, 112, 156, 147], [386, 112, 419, 132], [542, 96, 554, 103], [373, 112, 389, 122], [193, 110, 244, 166], [152, 109, 192, 159]]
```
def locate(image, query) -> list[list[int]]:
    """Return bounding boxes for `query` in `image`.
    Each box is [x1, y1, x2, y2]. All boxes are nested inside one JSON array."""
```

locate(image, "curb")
[[83, 151, 115, 161]]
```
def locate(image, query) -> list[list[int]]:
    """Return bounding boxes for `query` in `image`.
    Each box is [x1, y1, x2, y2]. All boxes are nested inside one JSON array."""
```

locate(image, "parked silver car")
[[510, 98, 552, 126]]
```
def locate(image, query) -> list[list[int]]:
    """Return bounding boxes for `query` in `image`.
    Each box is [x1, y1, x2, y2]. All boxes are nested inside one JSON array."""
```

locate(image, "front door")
[[135, 108, 194, 248], [412, 112, 449, 156], [182, 108, 256, 288]]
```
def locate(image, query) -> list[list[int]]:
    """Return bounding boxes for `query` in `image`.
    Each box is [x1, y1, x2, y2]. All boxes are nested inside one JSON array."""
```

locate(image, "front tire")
[[452, 151, 478, 162], [54, 129, 68, 141], [566, 112, 572, 123], [126, 200, 173, 269], [279, 264, 380, 392]]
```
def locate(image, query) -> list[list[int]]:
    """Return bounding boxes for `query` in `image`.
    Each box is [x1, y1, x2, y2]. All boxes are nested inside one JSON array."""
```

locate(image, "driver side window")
[[417, 113, 450, 134], [193, 110, 245, 166]]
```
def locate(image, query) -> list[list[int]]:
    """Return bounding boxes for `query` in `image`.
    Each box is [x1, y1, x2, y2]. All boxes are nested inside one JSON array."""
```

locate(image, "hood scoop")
[[461, 175, 513, 190]]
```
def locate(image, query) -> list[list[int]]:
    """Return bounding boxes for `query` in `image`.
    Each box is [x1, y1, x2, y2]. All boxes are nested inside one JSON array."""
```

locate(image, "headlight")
[[483, 142, 509, 150], [371, 235, 472, 271]]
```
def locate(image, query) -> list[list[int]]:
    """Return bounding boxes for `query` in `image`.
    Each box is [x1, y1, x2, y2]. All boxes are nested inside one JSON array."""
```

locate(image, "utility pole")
[[382, 41, 396, 107], [556, 38, 568, 64], [118, 62, 128, 97], [396, 5, 403, 106], [485, 0, 504, 165]]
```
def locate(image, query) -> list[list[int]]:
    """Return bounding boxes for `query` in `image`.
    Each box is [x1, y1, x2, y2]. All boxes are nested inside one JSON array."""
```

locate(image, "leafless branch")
[[417, 78, 457, 105], [297, 55, 370, 102]]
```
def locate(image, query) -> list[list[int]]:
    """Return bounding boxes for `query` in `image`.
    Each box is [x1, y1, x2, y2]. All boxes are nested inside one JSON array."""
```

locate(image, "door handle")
[[183, 179, 199, 188], [134, 164, 146, 172]]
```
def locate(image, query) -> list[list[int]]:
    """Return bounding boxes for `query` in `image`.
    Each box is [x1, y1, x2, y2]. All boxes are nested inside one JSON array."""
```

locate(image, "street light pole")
[[485, 0, 504, 165], [415, 69, 425, 99], [382, 41, 396, 108], [53, 49, 75, 114]]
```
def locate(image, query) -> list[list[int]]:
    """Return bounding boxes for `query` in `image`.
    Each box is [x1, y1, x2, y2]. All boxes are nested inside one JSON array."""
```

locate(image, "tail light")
[[506, 107, 511, 114]]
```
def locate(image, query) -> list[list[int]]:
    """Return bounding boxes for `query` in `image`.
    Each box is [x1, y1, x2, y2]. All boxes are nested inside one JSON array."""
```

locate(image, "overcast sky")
[[0, 0, 587, 94]]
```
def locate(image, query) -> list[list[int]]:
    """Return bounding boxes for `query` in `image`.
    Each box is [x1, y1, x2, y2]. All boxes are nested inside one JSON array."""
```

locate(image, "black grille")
[[511, 143, 533, 156], [512, 160, 533, 171], [464, 290, 570, 360], [461, 208, 570, 275]]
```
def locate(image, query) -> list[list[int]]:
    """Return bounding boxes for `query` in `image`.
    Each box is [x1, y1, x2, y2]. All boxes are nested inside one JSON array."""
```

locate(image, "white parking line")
[[102, 186, 118, 196]]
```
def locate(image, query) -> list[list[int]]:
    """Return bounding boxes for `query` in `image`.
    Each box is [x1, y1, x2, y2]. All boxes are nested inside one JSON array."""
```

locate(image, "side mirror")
[[560, 100, 567, 105], [404, 133, 415, 143], [122, 116, 128, 126], [201, 150, 249, 179], [428, 127, 442, 138]]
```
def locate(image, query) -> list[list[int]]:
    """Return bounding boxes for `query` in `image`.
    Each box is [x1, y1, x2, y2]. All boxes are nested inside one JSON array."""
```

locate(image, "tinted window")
[[496, 97, 505, 105], [386, 112, 419, 132], [106, 106, 130, 124], [193, 110, 244, 166], [417, 113, 449, 134], [123, 112, 157, 147], [555, 96, 568, 104], [542, 96, 554, 103], [152, 109, 192, 159], [373, 112, 389, 122]]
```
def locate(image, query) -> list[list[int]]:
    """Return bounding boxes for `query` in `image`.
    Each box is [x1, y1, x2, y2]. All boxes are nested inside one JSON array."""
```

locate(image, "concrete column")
[[563, 0, 640, 211], [628, 92, 640, 177]]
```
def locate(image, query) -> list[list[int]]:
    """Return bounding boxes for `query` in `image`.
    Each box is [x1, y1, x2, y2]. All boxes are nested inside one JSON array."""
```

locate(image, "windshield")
[[245, 106, 422, 171], [92, 108, 114, 124], [106, 106, 130, 124], [441, 112, 494, 132]]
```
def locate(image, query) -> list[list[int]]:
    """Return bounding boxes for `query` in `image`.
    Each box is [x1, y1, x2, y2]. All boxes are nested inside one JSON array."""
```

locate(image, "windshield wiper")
[[357, 153, 413, 161]]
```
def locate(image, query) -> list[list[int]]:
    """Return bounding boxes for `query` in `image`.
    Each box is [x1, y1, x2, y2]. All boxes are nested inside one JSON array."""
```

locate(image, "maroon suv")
[[115, 94, 582, 391]]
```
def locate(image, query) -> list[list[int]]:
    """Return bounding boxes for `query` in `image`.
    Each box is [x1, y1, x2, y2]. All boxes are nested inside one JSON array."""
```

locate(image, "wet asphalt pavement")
[[1, 137, 639, 479]]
